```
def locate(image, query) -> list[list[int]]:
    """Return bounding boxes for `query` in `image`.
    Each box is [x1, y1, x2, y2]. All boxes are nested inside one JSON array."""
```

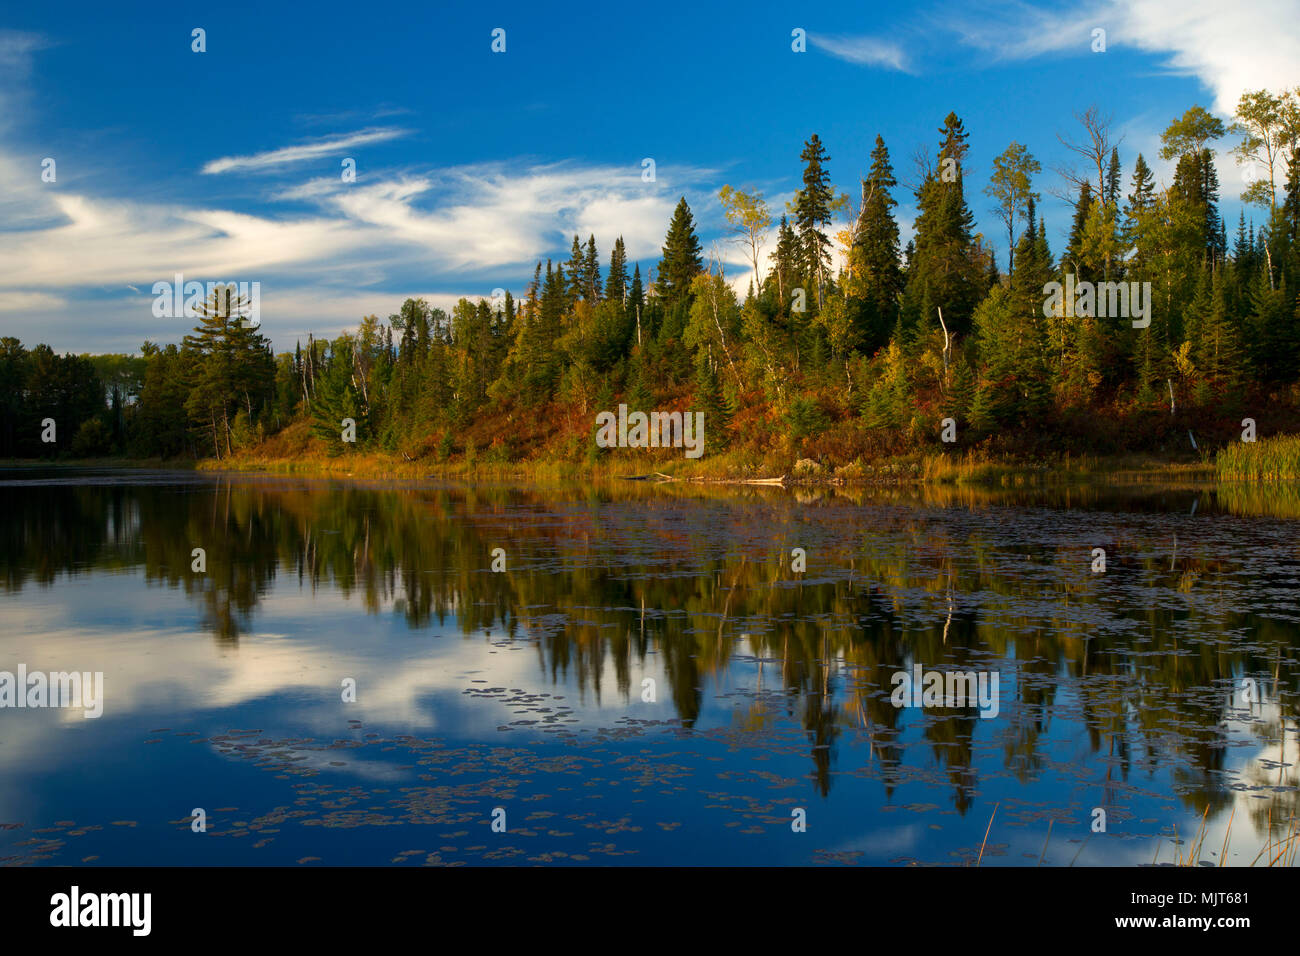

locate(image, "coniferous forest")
[[5, 93, 1300, 476]]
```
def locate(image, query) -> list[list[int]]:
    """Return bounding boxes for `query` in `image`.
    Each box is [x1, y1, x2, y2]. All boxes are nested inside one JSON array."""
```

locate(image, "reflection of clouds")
[[830, 824, 922, 856], [214, 745, 413, 783], [0, 571, 668, 780], [1192, 687, 1300, 865]]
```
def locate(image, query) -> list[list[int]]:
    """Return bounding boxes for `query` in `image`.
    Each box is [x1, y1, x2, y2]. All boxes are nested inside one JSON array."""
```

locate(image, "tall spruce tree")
[[657, 197, 704, 309], [583, 235, 601, 301], [1065, 180, 1096, 282], [902, 113, 982, 337], [604, 236, 629, 303], [848, 135, 904, 350], [1104, 147, 1122, 208], [794, 134, 835, 309], [768, 215, 799, 302], [565, 236, 584, 307]]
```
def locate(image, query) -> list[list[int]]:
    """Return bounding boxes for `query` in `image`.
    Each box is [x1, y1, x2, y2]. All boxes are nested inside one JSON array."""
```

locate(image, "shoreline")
[[0, 452, 1223, 487]]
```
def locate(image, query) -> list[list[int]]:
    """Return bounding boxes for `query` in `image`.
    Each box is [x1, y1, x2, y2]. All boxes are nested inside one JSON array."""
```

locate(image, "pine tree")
[[848, 134, 904, 350], [1233, 212, 1257, 279], [1105, 147, 1122, 208], [1065, 181, 1096, 282], [628, 264, 645, 346], [768, 216, 799, 302], [1123, 154, 1157, 276], [604, 236, 629, 303], [1200, 268, 1245, 393], [794, 134, 835, 309], [657, 197, 704, 309], [1283, 149, 1300, 255], [1248, 264, 1297, 382], [1171, 149, 1225, 265], [309, 338, 358, 451], [182, 289, 274, 458], [693, 355, 728, 448], [901, 113, 982, 338], [566, 236, 584, 307], [1010, 197, 1052, 319], [583, 235, 601, 302], [969, 285, 1048, 431], [1127, 154, 1156, 213]]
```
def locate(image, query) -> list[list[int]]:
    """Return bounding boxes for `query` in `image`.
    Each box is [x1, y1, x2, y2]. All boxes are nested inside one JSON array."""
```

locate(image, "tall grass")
[[1216, 434, 1300, 480]]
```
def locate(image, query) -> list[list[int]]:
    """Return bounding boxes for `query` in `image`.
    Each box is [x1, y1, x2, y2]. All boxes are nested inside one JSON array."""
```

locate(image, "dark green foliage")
[[794, 134, 835, 309], [847, 135, 904, 351], [902, 113, 983, 338], [657, 197, 704, 309]]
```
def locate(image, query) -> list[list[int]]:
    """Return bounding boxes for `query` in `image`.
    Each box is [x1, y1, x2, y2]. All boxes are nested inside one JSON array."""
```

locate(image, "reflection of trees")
[[2, 477, 1297, 814]]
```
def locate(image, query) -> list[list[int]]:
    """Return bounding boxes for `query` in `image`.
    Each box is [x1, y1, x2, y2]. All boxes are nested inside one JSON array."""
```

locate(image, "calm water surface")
[[1, 469, 1298, 866]]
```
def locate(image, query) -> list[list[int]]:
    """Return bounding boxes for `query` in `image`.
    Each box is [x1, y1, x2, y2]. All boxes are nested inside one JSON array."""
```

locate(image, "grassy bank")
[[1216, 434, 1300, 480], [10, 422, 1282, 487], [194, 430, 1218, 487]]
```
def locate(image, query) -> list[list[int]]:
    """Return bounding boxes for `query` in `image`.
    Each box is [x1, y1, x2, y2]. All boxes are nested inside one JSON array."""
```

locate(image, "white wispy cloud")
[[200, 127, 410, 175], [0, 30, 49, 70], [0, 291, 65, 311], [945, 0, 1300, 116], [811, 34, 912, 73], [0, 134, 716, 348]]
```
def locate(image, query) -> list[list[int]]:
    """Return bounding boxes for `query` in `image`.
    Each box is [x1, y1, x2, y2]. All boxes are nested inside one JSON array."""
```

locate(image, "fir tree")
[[628, 264, 645, 346], [1065, 180, 1095, 280], [848, 135, 904, 350], [794, 134, 835, 309], [902, 113, 982, 338], [604, 236, 629, 303], [768, 216, 799, 302], [583, 235, 601, 302], [1104, 147, 1122, 208], [657, 197, 704, 309], [566, 236, 584, 307]]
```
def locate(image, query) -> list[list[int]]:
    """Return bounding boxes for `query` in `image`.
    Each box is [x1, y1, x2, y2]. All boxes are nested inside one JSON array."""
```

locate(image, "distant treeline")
[[5, 92, 1300, 466]]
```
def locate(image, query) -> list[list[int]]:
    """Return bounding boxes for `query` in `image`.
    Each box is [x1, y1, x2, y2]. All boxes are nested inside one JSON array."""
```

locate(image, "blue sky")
[[1, 0, 1297, 353]]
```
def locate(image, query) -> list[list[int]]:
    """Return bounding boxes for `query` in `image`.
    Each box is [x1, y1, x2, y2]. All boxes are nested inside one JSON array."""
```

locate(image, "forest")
[[4, 90, 1300, 475]]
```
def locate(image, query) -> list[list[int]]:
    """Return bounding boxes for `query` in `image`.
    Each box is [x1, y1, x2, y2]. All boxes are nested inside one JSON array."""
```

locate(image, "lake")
[[1, 469, 1298, 866]]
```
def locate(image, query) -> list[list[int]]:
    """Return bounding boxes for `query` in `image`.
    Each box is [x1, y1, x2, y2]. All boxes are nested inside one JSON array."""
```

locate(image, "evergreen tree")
[[848, 134, 904, 350], [182, 289, 274, 458], [566, 236, 584, 307], [1283, 149, 1300, 251], [1248, 263, 1297, 382], [1065, 180, 1096, 281], [310, 335, 367, 452], [657, 197, 704, 309], [902, 113, 982, 338], [1104, 147, 1122, 208], [1199, 268, 1246, 393], [1171, 148, 1225, 265], [583, 235, 601, 301], [629, 264, 645, 345], [604, 236, 629, 303], [693, 354, 729, 448], [768, 215, 799, 302], [794, 134, 835, 309]]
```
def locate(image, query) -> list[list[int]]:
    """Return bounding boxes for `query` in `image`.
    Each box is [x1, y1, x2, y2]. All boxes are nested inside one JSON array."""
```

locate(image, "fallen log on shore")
[[620, 472, 787, 486]]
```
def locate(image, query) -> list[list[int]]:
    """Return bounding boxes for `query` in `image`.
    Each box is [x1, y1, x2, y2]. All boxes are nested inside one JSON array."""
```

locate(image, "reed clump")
[[1217, 433, 1300, 480]]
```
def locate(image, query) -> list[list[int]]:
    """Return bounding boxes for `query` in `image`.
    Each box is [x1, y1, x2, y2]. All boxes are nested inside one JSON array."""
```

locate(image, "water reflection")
[[0, 470, 1297, 866]]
